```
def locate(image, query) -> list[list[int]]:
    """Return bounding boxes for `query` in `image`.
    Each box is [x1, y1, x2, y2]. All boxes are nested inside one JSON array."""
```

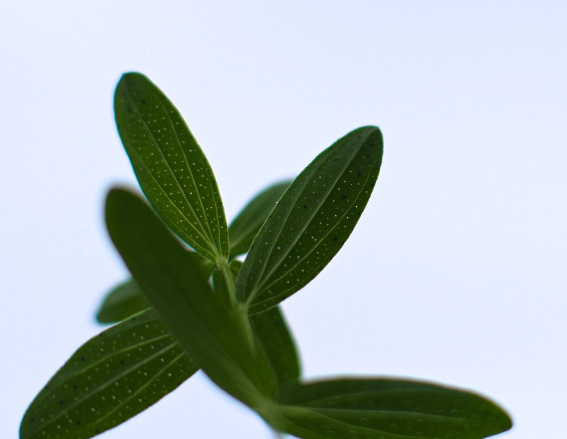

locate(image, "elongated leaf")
[[250, 306, 301, 388], [212, 260, 302, 388], [229, 180, 291, 257], [105, 188, 279, 413], [236, 127, 383, 313], [97, 256, 213, 325], [96, 279, 150, 324], [114, 72, 228, 262], [20, 309, 198, 439], [279, 378, 512, 439]]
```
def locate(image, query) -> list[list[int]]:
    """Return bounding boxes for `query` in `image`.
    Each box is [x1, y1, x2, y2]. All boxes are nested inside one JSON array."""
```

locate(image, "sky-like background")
[[2, 1, 566, 438]]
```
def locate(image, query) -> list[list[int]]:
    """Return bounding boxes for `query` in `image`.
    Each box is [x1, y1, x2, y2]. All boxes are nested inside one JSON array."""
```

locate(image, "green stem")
[[217, 257, 237, 308]]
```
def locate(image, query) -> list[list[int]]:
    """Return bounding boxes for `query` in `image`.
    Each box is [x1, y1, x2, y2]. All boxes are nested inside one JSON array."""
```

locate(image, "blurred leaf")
[[229, 259, 243, 276], [229, 180, 291, 257], [236, 127, 383, 313], [279, 378, 512, 439], [20, 309, 198, 439], [250, 306, 301, 389], [114, 72, 228, 262], [96, 255, 213, 325], [96, 279, 150, 324], [105, 188, 279, 411]]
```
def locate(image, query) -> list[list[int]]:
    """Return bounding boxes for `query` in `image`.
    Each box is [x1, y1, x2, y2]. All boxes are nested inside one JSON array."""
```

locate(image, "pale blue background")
[[2, 2, 566, 438]]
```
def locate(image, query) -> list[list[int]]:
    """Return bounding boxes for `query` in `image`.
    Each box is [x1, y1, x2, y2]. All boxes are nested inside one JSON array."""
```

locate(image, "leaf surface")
[[229, 180, 291, 257], [114, 72, 228, 262], [20, 309, 198, 439], [236, 127, 383, 313], [105, 188, 278, 410], [279, 378, 512, 439], [96, 280, 150, 324], [96, 254, 213, 325], [250, 306, 301, 388]]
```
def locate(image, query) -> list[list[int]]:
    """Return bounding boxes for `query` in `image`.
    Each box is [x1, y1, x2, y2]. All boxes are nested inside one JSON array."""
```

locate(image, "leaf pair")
[[117, 73, 386, 311]]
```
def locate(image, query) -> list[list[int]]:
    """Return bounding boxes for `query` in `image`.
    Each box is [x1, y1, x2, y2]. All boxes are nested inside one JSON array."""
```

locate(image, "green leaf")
[[236, 127, 383, 313], [114, 72, 228, 262], [105, 187, 279, 413], [20, 309, 198, 439], [96, 256, 214, 325], [229, 180, 292, 257], [279, 378, 512, 439], [250, 306, 301, 388], [96, 279, 150, 324]]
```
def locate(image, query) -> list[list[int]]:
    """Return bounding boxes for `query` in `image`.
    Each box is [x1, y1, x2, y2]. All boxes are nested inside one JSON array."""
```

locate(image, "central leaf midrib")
[[309, 406, 481, 424], [240, 147, 341, 302], [124, 86, 217, 258], [242, 153, 330, 305], [127, 149, 213, 258], [26, 343, 183, 437], [257, 162, 375, 303], [156, 91, 222, 255], [249, 132, 372, 303], [89, 351, 189, 430], [47, 332, 174, 390]]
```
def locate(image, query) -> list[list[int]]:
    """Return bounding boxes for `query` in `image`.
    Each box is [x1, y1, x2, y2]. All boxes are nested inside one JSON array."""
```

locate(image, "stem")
[[217, 257, 237, 308]]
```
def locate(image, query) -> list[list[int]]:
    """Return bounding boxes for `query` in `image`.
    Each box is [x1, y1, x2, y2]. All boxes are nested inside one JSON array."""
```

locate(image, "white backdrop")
[[2, 2, 566, 438]]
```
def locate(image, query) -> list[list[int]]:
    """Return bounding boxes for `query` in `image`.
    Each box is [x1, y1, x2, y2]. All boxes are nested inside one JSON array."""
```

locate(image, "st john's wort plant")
[[20, 73, 513, 439]]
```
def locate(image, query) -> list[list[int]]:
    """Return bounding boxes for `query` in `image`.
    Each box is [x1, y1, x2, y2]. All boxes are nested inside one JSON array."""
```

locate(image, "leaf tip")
[[118, 71, 145, 87], [104, 187, 138, 230]]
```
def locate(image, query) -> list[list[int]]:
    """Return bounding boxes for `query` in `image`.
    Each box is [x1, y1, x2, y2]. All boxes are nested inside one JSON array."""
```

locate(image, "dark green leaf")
[[229, 180, 291, 257], [96, 279, 150, 324], [96, 256, 213, 325], [105, 188, 279, 413], [20, 309, 198, 439], [114, 72, 228, 262], [279, 378, 512, 439], [236, 127, 383, 313], [250, 306, 301, 388], [230, 259, 243, 276]]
